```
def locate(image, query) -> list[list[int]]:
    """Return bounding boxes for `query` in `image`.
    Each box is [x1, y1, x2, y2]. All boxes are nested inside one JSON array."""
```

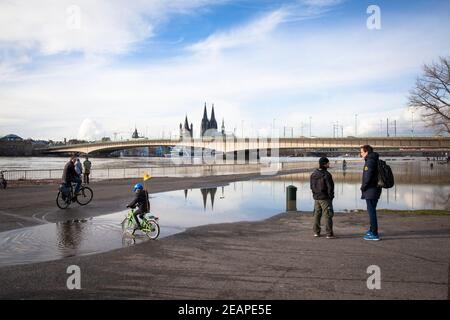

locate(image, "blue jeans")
[[69, 177, 82, 194], [366, 199, 379, 236]]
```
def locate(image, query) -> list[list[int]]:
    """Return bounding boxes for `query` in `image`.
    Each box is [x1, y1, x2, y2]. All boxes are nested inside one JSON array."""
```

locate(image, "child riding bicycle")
[[126, 183, 150, 233]]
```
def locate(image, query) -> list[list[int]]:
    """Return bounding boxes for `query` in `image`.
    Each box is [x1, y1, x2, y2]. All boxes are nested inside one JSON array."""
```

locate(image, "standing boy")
[[310, 157, 335, 239]]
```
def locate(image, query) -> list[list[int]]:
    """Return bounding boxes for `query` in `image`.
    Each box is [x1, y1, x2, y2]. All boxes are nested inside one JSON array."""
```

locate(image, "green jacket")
[[83, 160, 92, 173]]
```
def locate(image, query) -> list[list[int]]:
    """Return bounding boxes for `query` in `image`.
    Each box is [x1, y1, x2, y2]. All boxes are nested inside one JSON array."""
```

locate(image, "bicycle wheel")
[[122, 233, 135, 246], [142, 219, 160, 240], [76, 186, 93, 206], [121, 216, 133, 233], [56, 191, 70, 209]]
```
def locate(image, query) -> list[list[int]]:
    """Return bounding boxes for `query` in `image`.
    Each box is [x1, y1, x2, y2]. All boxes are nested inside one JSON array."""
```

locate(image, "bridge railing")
[[1, 161, 316, 182]]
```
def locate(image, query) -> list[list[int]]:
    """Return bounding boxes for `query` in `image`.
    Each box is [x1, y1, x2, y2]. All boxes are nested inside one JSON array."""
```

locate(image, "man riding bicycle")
[[62, 155, 82, 199], [126, 183, 150, 233]]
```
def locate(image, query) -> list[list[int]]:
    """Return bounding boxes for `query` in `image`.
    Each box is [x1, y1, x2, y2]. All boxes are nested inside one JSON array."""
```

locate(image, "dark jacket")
[[361, 152, 382, 200], [62, 160, 79, 183], [310, 168, 334, 200], [127, 189, 150, 213]]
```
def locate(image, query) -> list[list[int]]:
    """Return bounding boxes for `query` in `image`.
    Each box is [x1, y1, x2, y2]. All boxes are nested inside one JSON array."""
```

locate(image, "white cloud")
[[77, 118, 106, 141], [188, 9, 287, 53], [0, 0, 228, 60], [0, 2, 449, 140], [300, 0, 343, 7]]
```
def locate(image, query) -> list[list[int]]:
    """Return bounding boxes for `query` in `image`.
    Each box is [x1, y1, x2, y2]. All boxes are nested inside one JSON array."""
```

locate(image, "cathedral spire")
[[201, 102, 210, 137], [210, 104, 217, 130], [202, 103, 208, 120]]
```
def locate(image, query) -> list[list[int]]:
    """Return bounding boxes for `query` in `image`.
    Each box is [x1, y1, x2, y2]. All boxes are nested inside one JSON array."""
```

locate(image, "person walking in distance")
[[75, 158, 83, 177], [310, 157, 335, 239], [83, 156, 92, 184], [360, 145, 382, 241]]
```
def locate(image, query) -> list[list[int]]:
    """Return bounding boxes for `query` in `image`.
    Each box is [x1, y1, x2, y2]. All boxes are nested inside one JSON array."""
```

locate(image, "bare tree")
[[408, 56, 450, 134]]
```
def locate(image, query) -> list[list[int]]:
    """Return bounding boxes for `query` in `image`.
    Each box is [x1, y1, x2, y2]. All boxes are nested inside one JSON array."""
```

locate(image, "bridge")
[[43, 136, 450, 157]]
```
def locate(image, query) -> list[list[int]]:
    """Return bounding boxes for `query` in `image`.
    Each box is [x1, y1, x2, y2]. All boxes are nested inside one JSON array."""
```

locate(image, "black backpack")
[[377, 159, 394, 188]]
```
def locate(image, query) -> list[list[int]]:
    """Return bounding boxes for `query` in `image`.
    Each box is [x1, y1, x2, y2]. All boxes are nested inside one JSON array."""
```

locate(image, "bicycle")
[[56, 182, 93, 209], [121, 209, 160, 240]]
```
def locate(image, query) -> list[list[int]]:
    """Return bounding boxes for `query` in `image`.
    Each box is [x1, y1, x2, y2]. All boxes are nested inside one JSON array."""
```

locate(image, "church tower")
[[180, 115, 193, 138], [209, 104, 218, 132], [201, 102, 210, 137], [132, 127, 139, 139]]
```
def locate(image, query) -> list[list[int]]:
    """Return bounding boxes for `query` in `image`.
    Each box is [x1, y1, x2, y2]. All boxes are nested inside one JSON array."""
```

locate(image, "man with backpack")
[[360, 145, 383, 241], [310, 157, 335, 239]]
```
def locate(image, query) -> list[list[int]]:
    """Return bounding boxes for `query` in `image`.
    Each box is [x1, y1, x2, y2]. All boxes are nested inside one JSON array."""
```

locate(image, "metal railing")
[[1, 161, 314, 181]]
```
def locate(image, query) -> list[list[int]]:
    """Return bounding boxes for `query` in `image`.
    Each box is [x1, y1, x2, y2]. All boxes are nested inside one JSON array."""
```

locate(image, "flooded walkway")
[[0, 159, 448, 267], [0, 212, 183, 267]]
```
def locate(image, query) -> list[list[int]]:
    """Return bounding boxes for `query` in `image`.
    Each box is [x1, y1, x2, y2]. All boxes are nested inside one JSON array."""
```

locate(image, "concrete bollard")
[[286, 185, 297, 211]]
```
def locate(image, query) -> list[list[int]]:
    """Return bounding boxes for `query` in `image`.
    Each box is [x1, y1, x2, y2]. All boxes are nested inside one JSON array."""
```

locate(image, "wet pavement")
[[0, 211, 184, 267], [0, 160, 448, 267]]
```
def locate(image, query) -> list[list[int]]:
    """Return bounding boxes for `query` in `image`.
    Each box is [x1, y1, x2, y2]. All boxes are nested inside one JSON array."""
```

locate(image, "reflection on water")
[[0, 160, 448, 267], [0, 214, 183, 267], [262, 160, 450, 211]]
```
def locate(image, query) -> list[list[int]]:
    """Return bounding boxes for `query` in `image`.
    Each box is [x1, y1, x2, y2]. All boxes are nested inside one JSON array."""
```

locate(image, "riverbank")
[[0, 211, 449, 299], [353, 209, 450, 216], [0, 169, 310, 232], [1, 169, 449, 299]]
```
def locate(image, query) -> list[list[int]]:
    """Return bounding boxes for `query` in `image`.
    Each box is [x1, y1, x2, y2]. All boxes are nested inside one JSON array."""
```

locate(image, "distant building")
[[132, 127, 140, 139], [179, 103, 232, 139], [0, 134, 23, 142], [68, 139, 88, 145], [0, 134, 32, 156], [179, 116, 194, 138], [201, 103, 219, 137], [200, 103, 233, 138]]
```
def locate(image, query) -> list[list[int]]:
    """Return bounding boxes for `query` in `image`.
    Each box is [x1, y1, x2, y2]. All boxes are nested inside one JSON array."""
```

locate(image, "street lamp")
[[409, 107, 415, 137], [309, 116, 312, 137], [355, 114, 358, 137]]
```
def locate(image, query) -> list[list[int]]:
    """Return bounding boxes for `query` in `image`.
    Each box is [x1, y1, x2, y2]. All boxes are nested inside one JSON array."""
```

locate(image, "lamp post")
[[409, 108, 415, 137], [309, 116, 312, 137], [272, 118, 276, 137], [355, 114, 358, 137]]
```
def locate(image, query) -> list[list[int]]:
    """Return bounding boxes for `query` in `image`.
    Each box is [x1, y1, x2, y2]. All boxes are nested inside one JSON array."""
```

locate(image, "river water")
[[0, 155, 362, 171]]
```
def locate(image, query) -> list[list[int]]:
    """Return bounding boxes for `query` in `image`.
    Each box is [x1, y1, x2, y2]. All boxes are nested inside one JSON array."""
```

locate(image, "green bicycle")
[[121, 209, 160, 240]]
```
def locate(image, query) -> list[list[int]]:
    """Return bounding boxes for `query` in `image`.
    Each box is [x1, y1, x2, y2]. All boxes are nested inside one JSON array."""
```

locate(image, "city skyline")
[[1, 0, 449, 141]]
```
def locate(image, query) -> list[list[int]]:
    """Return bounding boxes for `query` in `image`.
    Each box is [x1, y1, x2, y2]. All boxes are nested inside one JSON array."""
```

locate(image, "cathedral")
[[201, 103, 226, 137], [179, 103, 227, 139], [179, 116, 194, 138]]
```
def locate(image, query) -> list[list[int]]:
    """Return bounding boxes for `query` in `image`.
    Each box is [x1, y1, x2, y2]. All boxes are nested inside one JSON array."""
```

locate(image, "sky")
[[0, 0, 449, 141]]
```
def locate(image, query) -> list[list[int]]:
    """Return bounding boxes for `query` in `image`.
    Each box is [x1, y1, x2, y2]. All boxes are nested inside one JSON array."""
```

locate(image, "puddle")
[[0, 212, 183, 267]]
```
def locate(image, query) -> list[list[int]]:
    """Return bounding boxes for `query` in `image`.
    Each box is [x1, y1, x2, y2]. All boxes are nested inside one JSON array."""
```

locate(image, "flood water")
[[0, 155, 353, 170], [0, 159, 448, 267]]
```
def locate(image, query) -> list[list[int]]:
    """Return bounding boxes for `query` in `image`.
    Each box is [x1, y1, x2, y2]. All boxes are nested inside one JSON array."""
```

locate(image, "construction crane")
[[112, 131, 132, 141]]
